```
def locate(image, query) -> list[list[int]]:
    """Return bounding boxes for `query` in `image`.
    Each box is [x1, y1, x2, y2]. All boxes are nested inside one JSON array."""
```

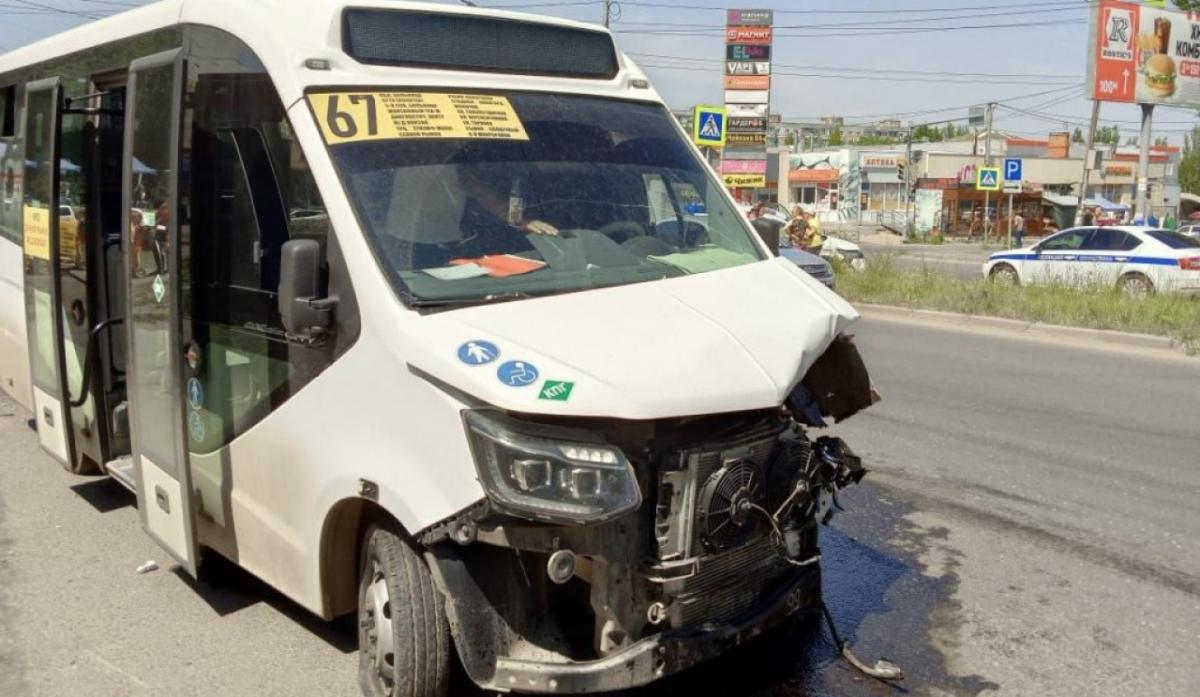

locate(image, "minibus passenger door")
[[21, 78, 73, 465], [122, 49, 197, 575]]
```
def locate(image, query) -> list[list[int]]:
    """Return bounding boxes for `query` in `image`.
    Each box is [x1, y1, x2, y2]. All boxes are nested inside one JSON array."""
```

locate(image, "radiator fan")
[[697, 459, 766, 553], [765, 439, 819, 520]]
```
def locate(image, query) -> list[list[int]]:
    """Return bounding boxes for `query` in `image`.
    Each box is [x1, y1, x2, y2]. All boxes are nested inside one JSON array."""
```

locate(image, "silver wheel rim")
[[1122, 277, 1150, 297], [994, 267, 1017, 285], [362, 560, 396, 689]]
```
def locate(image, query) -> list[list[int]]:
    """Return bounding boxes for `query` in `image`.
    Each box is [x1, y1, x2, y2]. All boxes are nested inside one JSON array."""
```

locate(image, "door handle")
[[68, 317, 124, 408]]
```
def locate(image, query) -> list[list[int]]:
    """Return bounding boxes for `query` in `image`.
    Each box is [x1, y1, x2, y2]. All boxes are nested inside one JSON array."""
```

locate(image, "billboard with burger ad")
[[1089, 0, 1200, 106]]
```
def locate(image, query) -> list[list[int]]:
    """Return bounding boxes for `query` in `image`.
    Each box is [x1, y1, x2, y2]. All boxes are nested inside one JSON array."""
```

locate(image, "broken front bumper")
[[487, 567, 820, 694]]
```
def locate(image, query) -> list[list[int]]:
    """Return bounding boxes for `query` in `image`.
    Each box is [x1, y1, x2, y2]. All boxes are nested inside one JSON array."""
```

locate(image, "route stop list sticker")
[[307, 92, 530, 145]]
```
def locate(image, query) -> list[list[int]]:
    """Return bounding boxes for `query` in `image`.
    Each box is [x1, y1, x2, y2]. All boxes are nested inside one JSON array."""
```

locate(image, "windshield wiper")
[[408, 291, 535, 309]]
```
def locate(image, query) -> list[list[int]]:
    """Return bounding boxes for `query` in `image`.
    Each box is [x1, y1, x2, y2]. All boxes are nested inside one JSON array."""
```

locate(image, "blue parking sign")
[[1004, 158, 1022, 182]]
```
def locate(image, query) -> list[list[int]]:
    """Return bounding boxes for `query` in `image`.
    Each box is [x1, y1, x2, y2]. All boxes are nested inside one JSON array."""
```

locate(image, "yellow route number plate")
[[307, 92, 529, 145]]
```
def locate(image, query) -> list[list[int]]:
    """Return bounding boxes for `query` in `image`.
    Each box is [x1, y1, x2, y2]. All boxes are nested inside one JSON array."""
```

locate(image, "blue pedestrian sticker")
[[186, 377, 204, 411], [497, 360, 539, 387], [188, 410, 206, 443], [458, 340, 499, 366]]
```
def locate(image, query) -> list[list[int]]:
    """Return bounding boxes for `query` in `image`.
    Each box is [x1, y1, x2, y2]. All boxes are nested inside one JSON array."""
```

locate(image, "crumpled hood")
[[405, 257, 859, 419]]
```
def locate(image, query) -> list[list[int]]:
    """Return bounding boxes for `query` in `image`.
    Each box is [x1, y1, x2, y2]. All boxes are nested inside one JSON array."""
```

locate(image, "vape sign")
[[726, 61, 771, 76]]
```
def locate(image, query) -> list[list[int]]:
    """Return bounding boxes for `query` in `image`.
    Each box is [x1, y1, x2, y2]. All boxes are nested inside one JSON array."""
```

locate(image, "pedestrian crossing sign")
[[976, 167, 1001, 191], [692, 105, 727, 147]]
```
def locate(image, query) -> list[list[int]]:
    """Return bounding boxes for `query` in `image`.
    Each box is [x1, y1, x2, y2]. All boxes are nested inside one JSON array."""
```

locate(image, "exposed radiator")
[[655, 427, 804, 629], [675, 538, 793, 628]]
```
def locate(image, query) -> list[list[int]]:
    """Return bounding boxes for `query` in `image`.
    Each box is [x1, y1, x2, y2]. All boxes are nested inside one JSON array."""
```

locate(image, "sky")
[[1, 0, 1197, 144]]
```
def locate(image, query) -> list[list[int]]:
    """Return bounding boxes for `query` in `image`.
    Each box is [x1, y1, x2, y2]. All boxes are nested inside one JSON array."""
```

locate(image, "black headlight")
[[463, 411, 641, 525]]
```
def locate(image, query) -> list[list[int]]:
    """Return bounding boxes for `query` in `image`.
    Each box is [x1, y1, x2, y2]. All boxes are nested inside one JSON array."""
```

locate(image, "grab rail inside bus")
[[68, 317, 123, 408]]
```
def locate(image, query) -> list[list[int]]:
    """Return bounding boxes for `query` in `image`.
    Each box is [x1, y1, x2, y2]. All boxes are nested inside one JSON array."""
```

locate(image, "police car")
[[983, 226, 1200, 296]]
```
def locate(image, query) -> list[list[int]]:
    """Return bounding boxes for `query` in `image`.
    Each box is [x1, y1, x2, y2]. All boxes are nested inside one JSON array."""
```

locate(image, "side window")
[[1120, 234, 1141, 251], [182, 29, 333, 455], [1042, 228, 1092, 251], [1084, 229, 1141, 252], [0, 85, 14, 137], [0, 137, 20, 245]]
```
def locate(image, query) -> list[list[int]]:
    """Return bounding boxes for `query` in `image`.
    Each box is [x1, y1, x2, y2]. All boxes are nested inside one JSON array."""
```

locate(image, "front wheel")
[[989, 263, 1019, 286], [358, 523, 450, 697]]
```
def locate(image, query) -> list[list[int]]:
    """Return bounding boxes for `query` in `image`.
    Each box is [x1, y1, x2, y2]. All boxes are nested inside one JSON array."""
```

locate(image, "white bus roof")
[[0, 0, 659, 107]]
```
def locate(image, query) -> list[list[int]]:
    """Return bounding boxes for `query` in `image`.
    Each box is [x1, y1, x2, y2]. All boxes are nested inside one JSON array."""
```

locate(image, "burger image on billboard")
[[1144, 53, 1176, 98]]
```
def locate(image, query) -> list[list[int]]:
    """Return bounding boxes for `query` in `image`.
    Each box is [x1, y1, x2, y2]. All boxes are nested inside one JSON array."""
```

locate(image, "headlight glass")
[[463, 411, 641, 525]]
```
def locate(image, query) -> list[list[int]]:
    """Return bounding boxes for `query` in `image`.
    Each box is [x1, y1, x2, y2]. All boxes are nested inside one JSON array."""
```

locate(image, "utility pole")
[[1135, 103, 1154, 221], [904, 125, 913, 237], [602, 0, 614, 27], [983, 101, 995, 243], [1076, 100, 1101, 225]]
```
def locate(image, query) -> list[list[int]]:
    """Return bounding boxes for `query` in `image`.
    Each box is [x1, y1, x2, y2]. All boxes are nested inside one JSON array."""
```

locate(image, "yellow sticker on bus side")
[[23, 207, 51, 261], [307, 92, 529, 145]]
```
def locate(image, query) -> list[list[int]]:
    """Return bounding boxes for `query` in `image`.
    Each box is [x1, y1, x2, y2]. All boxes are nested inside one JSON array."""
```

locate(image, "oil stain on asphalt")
[[619, 481, 1000, 697]]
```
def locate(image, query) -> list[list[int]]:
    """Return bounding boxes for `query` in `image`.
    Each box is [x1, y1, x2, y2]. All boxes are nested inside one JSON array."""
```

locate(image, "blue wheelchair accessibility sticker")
[[497, 360, 539, 387], [186, 377, 204, 411], [458, 340, 499, 366]]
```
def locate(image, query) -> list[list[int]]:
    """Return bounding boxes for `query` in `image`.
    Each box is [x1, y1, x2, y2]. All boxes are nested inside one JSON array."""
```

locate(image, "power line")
[[3, 0, 105, 19], [639, 61, 1077, 85], [615, 5, 1084, 29], [613, 0, 1082, 14], [759, 85, 1080, 124], [628, 51, 1081, 80], [617, 18, 1087, 37]]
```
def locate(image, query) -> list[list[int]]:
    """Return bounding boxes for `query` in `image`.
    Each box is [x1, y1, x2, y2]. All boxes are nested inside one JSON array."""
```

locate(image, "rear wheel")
[[358, 523, 450, 697], [989, 263, 1019, 286], [1119, 273, 1154, 298]]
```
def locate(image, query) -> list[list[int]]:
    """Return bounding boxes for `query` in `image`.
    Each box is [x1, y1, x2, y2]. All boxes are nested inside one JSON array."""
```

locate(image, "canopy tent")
[[1085, 195, 1128, 212], [1180, 192, 1200, 220], [1040, 194, 1128, 212]]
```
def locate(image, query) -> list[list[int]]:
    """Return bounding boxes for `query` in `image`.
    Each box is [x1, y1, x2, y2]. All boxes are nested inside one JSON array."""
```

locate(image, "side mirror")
[[752, 218, 782, 257], [279, 239, 335, 337]]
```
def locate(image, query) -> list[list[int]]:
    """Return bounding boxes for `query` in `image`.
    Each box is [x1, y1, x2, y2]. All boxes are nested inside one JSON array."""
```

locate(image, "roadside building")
[[764, 135, 1181, 233]]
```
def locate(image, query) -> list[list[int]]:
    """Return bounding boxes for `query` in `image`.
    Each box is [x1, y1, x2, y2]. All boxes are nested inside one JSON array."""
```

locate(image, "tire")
[[358, 523, 450, 697], [1119, 273, 1154, 298], [989, 263, 1019, 286]]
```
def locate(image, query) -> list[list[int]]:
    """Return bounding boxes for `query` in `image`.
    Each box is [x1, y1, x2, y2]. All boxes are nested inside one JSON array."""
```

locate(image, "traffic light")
[[896, 160, 906, 182]]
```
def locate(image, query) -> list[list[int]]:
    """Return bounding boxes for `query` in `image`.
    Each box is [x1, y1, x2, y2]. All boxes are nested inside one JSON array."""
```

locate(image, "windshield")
[[319, 91, 763, 305]]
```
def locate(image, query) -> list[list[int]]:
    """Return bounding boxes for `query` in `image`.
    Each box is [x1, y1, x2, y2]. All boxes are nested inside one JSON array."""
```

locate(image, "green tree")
[[1094, 125, 1121, 146], [827, 128, 844, 146], [911, 124, 944, 142], [1180, 126, 1200, 194], [1155, 136, 1170, 147], [1072, 127, 1084, 143], [857, 134, 898, 146]]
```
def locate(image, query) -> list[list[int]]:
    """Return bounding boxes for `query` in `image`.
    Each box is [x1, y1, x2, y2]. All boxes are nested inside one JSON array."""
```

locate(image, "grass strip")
[[832, 256, 1200, 354]]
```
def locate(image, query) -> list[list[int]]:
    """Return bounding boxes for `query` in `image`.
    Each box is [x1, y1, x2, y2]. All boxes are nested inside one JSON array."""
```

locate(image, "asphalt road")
[[859, 241, 993, 279], [1, 316, 1198, 696]]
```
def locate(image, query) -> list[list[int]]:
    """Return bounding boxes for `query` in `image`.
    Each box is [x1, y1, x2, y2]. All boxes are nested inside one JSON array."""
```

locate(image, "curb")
[[855, 303, 1187, 355]]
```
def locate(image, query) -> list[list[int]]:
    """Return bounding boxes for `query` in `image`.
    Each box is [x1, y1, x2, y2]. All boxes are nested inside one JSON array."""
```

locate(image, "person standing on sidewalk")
[[1013, 212, 1025, 248]]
